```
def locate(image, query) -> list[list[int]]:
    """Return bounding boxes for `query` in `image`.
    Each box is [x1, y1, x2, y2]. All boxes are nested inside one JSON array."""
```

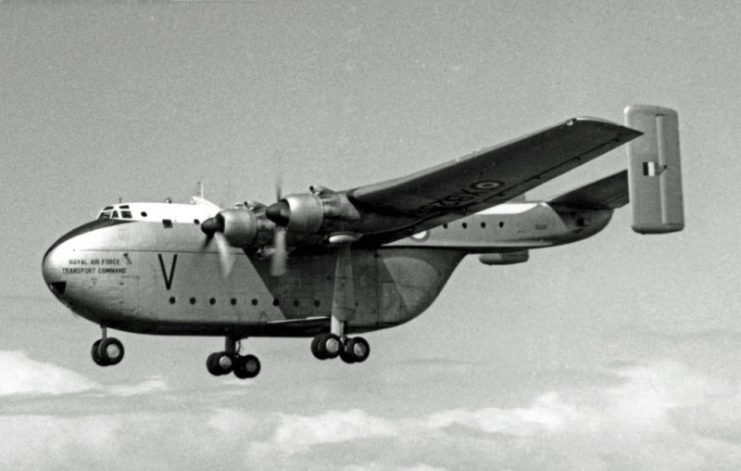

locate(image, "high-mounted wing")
[[348, 118, 641, 244]]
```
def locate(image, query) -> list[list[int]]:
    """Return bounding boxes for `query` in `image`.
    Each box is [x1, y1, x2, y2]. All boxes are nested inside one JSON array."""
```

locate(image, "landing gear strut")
[[206, 337, 260, 379], [91, 327, 125, 367], [311, 243, 370, 364]]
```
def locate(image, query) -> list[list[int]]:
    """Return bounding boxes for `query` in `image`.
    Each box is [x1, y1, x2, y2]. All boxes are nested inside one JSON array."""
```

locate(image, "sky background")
[[2, 1, 741, 469]]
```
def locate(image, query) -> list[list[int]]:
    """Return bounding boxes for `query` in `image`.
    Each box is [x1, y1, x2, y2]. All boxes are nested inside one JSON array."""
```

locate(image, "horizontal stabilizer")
[[625, 105, 684, 234], [549, 170, 628, 210]]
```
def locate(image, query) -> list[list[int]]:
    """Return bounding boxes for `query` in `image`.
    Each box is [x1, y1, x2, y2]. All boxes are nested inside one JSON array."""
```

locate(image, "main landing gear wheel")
[[311, 334, 369, 364], [340, 337, 370, 364], [91, 337, 125, 367], [206, 352, 233, 376], [206, 337, 261, 379], [310, 333, 341, 360], [233, 354, 261, 379]]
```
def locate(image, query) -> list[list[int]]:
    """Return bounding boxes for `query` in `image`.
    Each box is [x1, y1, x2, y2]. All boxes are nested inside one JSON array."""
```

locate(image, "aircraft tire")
[[91, 339, 108, 367], [98, 338, 124, 366], [345, 337, 370, 363], [208, 352, 233, 375], [311, 335, 328, 360], [217, 352, 233, 375], [339, 342, 356, 364], [317, 333, 341, 359], [233, 354, 261, 379], [206, 352, 222, 376]]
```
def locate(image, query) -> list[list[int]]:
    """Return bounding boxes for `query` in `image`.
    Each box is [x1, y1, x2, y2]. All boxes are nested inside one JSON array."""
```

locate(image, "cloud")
[[0, 414, 122, 470], [343, 464, 449, 471], [273, 409, 397, 453], [425, 391, 578, 437], [105, 377, 168, 397], [249, 409, 398, 458], [0, 350, 98, 396], [242, 360, 741, 470], [3, 359, 741, 470], [0, 350, 167, 398]]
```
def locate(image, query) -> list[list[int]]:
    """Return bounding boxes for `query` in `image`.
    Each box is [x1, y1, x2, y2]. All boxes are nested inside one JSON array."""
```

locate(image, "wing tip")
[[568, 116, 643, 141], [571, 116, 620, 125]]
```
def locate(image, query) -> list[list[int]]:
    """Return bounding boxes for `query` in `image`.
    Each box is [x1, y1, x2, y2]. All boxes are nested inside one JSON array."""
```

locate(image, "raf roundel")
[[472, 180, 502, 191]]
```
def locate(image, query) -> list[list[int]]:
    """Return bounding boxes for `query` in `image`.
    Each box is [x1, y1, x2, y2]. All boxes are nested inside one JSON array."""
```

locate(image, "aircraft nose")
[[42, 240, 68, 297]]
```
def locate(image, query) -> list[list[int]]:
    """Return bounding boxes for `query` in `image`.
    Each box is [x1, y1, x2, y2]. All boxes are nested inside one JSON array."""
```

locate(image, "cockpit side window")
[[111, 210, 119, 218], [121, 211, 132, 219]]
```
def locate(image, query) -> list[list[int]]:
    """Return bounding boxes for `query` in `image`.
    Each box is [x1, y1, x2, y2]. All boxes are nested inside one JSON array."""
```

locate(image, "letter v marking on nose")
[[157, 254, 178, 290]]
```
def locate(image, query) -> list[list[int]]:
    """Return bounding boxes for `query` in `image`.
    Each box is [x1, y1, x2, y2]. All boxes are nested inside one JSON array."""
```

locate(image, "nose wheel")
[[91, 328, 125, 367], [206, 337, 260, 379]]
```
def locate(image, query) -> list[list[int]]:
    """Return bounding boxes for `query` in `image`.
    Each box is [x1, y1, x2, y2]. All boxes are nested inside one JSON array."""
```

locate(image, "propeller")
[[200, 212, 236, 278], [266, 177, 289, 276], [271, 224, 287, 276]]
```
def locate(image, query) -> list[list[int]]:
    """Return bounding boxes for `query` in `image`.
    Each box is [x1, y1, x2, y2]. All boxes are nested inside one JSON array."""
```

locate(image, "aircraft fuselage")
[[42, 201, 610, 338]]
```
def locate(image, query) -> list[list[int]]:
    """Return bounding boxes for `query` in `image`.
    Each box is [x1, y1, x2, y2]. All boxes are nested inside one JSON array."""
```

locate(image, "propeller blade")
[[275, 174, 283, 203], [275, 151, 284, 201], [268, 157, 289, 277], [215, 234, 235, 278], [270, 226, 287, 276]]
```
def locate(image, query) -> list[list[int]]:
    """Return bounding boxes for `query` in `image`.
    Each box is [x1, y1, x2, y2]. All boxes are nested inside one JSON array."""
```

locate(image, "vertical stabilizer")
[[625, 105, 684, 234]]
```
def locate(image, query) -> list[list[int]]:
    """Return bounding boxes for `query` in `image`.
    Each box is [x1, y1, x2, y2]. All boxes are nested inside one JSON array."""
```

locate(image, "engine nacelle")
[[272, 189, 361, 235], [201, 208, 273, 248], [282, 194, 324, 233], [219, 209, 259, 247]]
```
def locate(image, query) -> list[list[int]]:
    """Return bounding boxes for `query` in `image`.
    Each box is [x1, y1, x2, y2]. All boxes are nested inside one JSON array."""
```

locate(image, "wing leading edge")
[[348, 118, 641, 244]]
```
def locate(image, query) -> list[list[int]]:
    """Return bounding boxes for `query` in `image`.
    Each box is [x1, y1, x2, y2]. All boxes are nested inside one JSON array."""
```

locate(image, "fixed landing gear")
[[206, 337, 260, 379], [311, 333, 341, 360], [340, 337, 370, 364], [311, 333, 370, 364], [91, 327, 125, 367]]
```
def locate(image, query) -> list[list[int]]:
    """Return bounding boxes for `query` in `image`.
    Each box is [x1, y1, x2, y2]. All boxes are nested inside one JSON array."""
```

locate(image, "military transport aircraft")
[[41, 105, 683, 379]]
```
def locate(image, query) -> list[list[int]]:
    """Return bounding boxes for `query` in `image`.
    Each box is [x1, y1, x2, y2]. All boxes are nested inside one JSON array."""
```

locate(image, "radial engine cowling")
[[282, 194, 324, 233], [202, 208, 270, 248], [266, 190, 360, 235]]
